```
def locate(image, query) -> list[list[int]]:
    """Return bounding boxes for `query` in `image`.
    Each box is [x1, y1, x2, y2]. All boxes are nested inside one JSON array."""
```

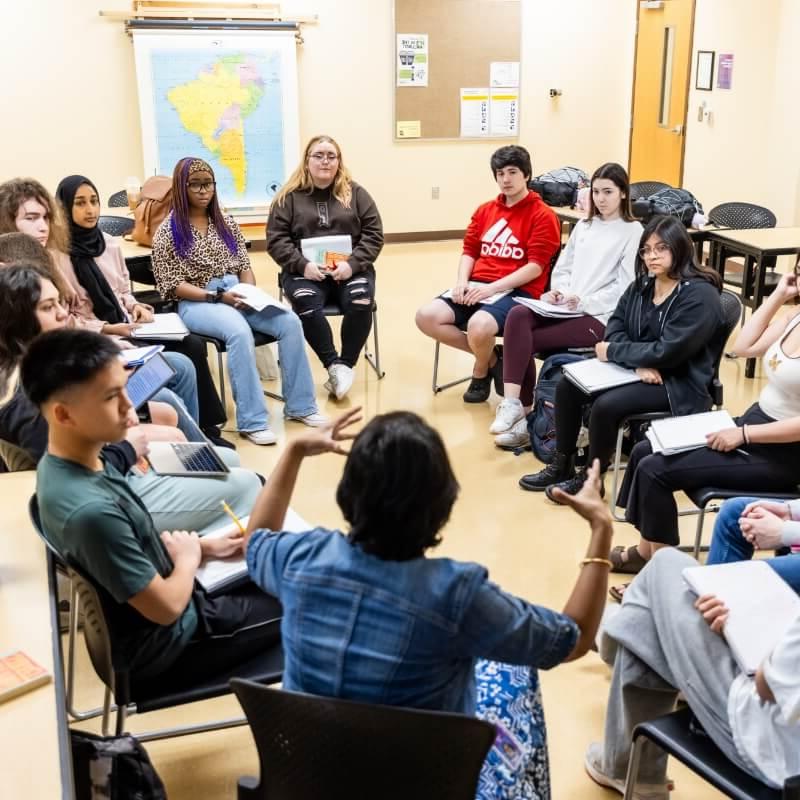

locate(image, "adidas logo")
[[480, 219, 525, 260]]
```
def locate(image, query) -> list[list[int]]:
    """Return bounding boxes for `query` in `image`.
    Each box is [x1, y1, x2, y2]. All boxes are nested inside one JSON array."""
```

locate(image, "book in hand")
[[119, 344, 164, 367], [562, 358, 640, 394], [132, 313, 190, 341], [229, 283, 283, 312], [0, 650, 52, 704], [195, 508, 311, 595], [441, 283, 511, 306], [682, 560, 800, 675], [300, 234, 353, 266], [513, 296, 583, 318], [646, 409, 736, 455]]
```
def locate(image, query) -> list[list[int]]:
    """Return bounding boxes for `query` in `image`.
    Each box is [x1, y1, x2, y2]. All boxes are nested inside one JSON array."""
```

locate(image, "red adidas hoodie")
[[462, 190, 561, 298]]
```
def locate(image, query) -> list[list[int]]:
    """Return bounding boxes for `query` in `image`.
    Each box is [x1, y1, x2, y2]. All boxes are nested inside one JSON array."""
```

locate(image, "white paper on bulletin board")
[[489, 87, 519, 136], [460, 88, 490, 137], [396, 33, 429, 86], [490, 61, 519, 88]]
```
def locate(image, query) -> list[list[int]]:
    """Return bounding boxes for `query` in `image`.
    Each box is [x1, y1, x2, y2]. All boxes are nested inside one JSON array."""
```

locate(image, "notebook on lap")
[[146, 442, 230, 477]]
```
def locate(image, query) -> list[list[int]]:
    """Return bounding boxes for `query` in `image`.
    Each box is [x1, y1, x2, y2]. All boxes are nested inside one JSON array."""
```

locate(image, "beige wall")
[[1, 0, 795, 232]]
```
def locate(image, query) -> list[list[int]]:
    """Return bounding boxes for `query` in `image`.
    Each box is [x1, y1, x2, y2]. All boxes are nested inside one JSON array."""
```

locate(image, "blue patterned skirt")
[[474, 659, 550, 800]]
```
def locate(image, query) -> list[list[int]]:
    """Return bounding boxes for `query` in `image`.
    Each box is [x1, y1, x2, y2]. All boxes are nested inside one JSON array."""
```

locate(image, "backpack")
[[528, 352, 589, 463], [632, 188, 703, 227], [132, 176, 172, 246], [529, 167, 590, 207], [71, 730, 167, 800]]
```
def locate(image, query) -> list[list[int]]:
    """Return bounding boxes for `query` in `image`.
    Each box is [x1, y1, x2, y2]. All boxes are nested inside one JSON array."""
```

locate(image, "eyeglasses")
[[309, 153, 339, 163], [638, 243, 671, 259], [187, 181, 216, 193]]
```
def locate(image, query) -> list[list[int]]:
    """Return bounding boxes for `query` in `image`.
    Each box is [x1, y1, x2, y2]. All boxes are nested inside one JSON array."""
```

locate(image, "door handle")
[[671, 124, 684, 135]]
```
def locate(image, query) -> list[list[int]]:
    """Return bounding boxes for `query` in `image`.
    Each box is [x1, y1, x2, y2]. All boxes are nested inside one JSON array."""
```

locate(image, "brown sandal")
[[608, 583, 629, 603], [609, 545, 647, 575]]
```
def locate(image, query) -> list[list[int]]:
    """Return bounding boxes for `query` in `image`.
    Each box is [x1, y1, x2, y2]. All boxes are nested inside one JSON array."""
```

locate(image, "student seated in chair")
[[415, 145, 561, 404], [241, 409, 615, 799], [25, 328, 282, 681], [585, 548, 800, 797], [0, 266, 259, 533]]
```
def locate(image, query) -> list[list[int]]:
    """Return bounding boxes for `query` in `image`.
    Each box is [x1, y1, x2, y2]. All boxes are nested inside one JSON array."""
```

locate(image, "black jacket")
[[604, 277, 724, 416]]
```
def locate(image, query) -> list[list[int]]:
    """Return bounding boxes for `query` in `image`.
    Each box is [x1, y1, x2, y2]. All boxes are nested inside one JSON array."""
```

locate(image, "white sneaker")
[[326, 363, 354, 400], [584, 742, 672, 800], [489, 398, 524, 434], [494, 417, 529, 450], [241, 428, 277, 446], [286, 411, 330, 428]]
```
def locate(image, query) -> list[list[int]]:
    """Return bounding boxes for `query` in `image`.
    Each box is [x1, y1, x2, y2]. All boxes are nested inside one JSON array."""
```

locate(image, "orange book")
[[324, 251, 350, 268], [0, 650, 52, 703]]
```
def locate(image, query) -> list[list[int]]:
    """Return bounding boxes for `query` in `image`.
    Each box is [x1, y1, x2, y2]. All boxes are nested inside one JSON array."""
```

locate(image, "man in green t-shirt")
[[25, 329, 281, 680]]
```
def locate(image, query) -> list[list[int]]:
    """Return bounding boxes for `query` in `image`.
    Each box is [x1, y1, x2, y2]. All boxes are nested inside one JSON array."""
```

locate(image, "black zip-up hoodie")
[[604, 276, 724, 416]]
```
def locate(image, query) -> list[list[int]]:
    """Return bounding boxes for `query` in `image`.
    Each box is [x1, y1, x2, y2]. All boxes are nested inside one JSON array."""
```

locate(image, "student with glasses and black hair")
[[268, 135, 384, 400], [519, 215, 724, 501]]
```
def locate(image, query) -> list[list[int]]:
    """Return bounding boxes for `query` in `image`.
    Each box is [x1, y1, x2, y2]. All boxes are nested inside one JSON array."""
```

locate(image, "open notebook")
[[132, 313, 189, 341], [513, 296, 583, 319], [683, 560, 800, 675], [646, 409, 736, 455], [195, 508, 311, 595], [562, 358, 640, 394]]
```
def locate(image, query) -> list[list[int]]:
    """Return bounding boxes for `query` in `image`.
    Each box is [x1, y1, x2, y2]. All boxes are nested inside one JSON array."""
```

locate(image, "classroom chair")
[[623, 706, 800, 800], [629, 181, 671, 201], [97, 215, 134, 237], [30, 497, 284, 742], [608, 289, 742, 523], [231, 679, 496, 800], [107, 189, 129, 208]]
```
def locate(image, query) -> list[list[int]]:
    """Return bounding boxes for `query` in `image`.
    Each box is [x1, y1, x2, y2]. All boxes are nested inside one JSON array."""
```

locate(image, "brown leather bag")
[[132, 176, 172, 246]]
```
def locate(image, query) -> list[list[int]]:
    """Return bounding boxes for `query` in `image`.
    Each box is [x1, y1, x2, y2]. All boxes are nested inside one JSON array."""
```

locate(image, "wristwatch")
[[215, 286, 225, 303], [206, 288, 225, 303]]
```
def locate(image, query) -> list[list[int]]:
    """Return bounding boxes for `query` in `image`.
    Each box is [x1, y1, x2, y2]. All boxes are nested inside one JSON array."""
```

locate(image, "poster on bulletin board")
[[396, 33, 429, 86]]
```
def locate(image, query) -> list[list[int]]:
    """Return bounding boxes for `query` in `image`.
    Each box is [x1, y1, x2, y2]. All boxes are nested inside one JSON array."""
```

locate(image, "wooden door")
[[629, 0, 695, 186]]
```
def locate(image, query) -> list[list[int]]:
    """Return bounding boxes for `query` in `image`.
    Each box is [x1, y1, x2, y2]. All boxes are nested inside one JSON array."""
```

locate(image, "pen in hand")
[[221, 500, 247, 535]]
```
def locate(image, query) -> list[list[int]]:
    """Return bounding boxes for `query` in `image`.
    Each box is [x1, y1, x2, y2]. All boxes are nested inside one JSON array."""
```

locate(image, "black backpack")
[[632, 188, 704, 227], [529, 166, 590, 207], [528, 352, 588, 463]]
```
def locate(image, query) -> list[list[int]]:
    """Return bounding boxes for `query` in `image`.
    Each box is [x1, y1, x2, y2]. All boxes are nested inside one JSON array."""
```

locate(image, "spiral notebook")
[[562, 358, 640, 394]]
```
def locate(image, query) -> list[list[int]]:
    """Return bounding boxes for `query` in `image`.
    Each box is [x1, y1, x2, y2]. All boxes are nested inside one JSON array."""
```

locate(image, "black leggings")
[[283, 272, 375, 368], [554, 377, 670, 467]]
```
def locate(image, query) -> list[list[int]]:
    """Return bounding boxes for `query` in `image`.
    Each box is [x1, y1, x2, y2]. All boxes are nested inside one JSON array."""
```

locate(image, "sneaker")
[[327, 363, 354, 400], [494, 417, 530, 449], [241, 428, 277, 446], [584, 742, 672, 800], [463, 374, 492, 403], [545, 468, 605, 503], [286, 411, 330, 428], [489, 345, 504, 397], [489, 398, 524, 434], [519, 452, 573, 491]]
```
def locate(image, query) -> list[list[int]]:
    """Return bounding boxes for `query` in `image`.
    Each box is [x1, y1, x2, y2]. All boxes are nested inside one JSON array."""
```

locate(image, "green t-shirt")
[[36, 453, 198, 678]]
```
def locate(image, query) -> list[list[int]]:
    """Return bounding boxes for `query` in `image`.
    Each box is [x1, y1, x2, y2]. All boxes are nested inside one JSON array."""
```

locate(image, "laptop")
[[125, 353, 176, 410], [146, 441, 230, 477]]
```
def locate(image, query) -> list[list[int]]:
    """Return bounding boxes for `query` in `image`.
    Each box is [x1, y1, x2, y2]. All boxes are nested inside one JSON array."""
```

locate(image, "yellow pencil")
[[221, 501, 246, 536]]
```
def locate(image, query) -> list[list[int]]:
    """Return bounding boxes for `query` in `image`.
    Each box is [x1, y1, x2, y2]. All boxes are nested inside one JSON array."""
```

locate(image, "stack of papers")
[[683, 560, 800, 675], [133, 313, 189, 341], [300, 234, 353, 266], [646, 410, 736, 455], [120, 344, 164, 367], [513, 296, 583, 318], [441, 283, 511, 306], [229, 283, 283, 312], [562, 358, 640, 394], [195, 507, 311, 594]]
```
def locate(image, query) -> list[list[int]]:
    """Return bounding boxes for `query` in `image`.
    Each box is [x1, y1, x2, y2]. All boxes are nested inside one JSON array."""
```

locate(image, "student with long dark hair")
[[240, 409, 616, 799], [519, 215, 724, 498], [152, 158, 325, 446], [492, 163, 642, 447]]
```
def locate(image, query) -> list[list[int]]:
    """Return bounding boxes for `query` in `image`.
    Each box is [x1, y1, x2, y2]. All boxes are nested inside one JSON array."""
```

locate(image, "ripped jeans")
[[282, 270, 375, 369]]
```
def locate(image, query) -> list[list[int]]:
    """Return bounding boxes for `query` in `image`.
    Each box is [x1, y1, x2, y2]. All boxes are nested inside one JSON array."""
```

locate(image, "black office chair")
[[97, 215, 134, 237], [629, 181, 671, 201], [707, 202, 779, 322], [29, 496, 284, 742], [624, 707, 800, 800], [608, 289, 742, 521], [107, 189, 129, 208], [231, 680, 496, 800]]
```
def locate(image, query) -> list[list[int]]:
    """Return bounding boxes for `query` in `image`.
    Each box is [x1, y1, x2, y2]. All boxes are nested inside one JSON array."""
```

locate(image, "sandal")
[[609, 545, 647, 575], [608, 583, 630, 603]]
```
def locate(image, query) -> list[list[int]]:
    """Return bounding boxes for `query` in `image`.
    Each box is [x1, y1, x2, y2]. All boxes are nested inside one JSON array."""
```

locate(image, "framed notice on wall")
[[695, 50, 714, 91]]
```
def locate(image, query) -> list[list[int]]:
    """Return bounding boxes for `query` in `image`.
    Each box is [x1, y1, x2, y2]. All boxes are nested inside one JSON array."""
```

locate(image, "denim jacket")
[[247, 527, 578, 714]]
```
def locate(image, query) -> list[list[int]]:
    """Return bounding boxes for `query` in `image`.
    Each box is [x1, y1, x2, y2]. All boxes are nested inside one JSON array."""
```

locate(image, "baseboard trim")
[[385, 229, 465, 243]]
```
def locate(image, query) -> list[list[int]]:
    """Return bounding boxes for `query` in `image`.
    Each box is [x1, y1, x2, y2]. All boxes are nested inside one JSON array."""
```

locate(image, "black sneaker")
[[545, 470, 606, 503], [203, 426, 237, 450], [519, 452, 573, 491], [490, 345, 504, 397], [462, 374, 492, 403]]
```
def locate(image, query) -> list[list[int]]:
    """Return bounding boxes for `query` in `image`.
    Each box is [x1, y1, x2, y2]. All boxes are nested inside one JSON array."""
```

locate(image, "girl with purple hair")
[[152, 158, 326, 446]]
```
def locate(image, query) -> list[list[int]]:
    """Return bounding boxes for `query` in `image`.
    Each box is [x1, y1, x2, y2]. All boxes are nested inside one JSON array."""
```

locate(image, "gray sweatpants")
[[599, 548, 751, 783]]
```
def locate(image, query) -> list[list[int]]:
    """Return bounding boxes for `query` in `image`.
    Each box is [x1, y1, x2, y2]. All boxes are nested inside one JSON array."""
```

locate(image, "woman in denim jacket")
[[242, 408, 614, 799]]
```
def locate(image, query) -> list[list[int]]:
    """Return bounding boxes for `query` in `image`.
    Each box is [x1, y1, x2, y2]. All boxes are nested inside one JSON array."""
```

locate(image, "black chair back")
[[98, 215, 134, 237], [107, 190, 129, 208], [708, 202, 777, 230], [231, 680, 496, 800], [629, 181, 671, 201], [709, 289, 743, 406]]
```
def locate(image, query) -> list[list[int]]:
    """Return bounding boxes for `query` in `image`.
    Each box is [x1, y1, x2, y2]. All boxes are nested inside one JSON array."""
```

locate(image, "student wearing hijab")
[[53, 175, 231, 446]]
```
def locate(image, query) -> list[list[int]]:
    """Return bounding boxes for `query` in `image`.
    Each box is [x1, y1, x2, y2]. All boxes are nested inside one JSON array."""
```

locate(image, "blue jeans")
[[707, 497, 800, 592], [179, 275, 318, 431], [161, 351, 199, 422], [151, 387, 205, 442]]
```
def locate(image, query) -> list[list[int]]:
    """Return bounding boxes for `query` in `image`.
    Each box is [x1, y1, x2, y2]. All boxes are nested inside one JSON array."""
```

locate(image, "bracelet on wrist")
[[742, 424, 750, 445], [580, 557, 613, 569]]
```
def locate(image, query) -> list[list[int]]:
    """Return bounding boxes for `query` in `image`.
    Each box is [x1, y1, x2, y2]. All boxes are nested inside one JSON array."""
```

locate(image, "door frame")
[[627, 0, 697, 187]]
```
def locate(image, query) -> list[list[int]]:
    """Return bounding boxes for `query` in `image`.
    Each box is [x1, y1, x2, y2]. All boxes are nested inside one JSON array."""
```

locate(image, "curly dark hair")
[[336, 411, 460, 561]]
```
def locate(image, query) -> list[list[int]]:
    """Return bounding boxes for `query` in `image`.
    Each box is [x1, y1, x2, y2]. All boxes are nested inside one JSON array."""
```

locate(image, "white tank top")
[[759, 313, 800, 420]]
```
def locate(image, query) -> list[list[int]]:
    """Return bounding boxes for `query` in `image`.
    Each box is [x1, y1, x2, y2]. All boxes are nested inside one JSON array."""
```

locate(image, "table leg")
[[745, 253, 766, 379]]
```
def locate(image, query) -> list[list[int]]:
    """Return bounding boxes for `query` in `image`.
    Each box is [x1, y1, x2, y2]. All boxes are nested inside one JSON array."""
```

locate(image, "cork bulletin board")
[[393, 0, 521, 141]]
